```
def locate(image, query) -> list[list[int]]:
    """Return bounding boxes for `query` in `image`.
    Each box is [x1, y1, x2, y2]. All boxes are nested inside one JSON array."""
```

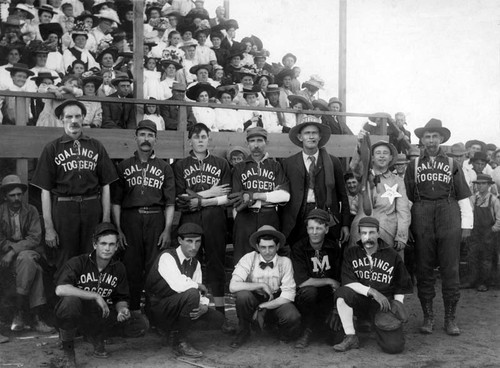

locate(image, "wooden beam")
[[14, 97, 28, 201], [133, 0, 145, 122], [224, 0, 230, 17]]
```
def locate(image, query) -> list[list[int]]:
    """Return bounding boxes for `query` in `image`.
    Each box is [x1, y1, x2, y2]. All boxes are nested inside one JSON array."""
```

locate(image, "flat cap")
[[178, 223, 203, 237], [358, 216, 379, 229]]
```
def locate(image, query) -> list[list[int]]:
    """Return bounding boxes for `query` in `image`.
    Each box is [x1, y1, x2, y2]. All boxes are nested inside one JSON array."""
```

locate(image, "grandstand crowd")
[[0, 0, 500, 367]]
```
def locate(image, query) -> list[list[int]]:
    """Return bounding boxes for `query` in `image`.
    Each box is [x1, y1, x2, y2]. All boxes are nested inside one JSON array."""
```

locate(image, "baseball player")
[[404, 119, 472, 336], [173, 123, 231, 317], [111, 119, 176, 317], [31, 100, 117, 275], [334, 217, 413, 354], [230, 127, 290, 264]]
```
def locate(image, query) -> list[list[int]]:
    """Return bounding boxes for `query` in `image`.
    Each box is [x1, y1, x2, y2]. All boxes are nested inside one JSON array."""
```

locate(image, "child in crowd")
[[144, 98, 165, 131], [97, 69, 116, 96]]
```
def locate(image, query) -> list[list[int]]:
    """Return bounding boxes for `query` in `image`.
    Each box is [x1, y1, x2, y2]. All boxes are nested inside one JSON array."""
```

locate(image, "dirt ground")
[[1, 280, 499, 368]]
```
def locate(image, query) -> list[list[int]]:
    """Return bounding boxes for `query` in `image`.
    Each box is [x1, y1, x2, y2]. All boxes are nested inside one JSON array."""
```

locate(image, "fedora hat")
[[171, 82, 187, 92], [186, 82, 216, 101], [289, 116, 331, 148], [249, 225, 286, 250], [465, 139, 486, 151], [395, 153, 410, 165], [371, 140, 398, 167], [312, 98, 329, 112], [111, 72, 133, 86], [216, 84, 238, 100], [302, 75, 324, 90], [470, 151, 488, 163], [96, 9, 121, 25], [287, 95, 313, 110], [1, 175, 27, 194], [414, 118, 451, 143], [6, 63, 34, 76], [473, 173, 494, 184], [54, 100, 87, 119], [447, 143, 468, 157]]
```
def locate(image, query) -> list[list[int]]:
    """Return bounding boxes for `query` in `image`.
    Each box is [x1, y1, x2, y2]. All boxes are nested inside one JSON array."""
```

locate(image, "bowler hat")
[[246, 127, 268, 140], [447, 143, 467, 157], [55, 100, 87, 118], [249, 225, 286, 250], [358, 216, 379, 229], [470, 151, 488, 163], [178, 223, 203, 237], [304, 208, 335, 227], [0, 175, 27, 194], [289, 117, 331, 148], [371, 140, 398, 167], [136, 119, 157, 134], [414, 118, 451, 143], [93, 222, 119, 238], [473, 174, 494, 184]]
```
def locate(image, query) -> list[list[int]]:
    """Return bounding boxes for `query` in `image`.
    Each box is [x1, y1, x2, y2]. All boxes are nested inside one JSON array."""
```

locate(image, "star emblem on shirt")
[[380, 183, 402, 204]]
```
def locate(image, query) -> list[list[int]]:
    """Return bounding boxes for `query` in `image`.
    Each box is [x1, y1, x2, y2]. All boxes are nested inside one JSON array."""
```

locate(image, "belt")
[[249, 206, 277, 213], [57, 194, 99, 202], [137, 206, 162, 214]]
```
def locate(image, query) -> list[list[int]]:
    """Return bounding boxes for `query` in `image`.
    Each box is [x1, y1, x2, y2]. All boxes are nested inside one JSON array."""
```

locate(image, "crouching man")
[[229, 225, 301, 348], [333, 217, 412, 354], [145, 223, 226, 358], [55, 223, 143, 367]]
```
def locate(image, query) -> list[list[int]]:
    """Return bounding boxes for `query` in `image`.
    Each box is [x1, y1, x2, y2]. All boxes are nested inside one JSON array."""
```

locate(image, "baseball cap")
[[93, 222, 119, 238], [136, 119, 157, 134], [358, 217, 379, 229], [246, 127, 268, 140], [304, 208, 335, 227]]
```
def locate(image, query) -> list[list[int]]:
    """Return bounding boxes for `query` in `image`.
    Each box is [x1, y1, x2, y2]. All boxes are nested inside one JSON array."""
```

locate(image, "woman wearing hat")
[[0, 63, 36, 125], [81, 74, 103, 128], [143, 56, 162, 99], [0, 45, 24, 81], [287, 94, 313, 126], [298, 75, 324, 103], [214, 84, 244, 131], [179, 40, 198, 85], [186, 82, 218, 131], [62, 23, 99, 73], [158, 59, 183, 99], [255, 72, 273, 96]]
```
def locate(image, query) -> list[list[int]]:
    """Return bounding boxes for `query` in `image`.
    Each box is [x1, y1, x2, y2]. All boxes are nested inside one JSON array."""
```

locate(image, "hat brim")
[[0, 183, 27, 194], [82, 76, 103, 90], [287, 95, 312, 110], [111, 77, 133, 86], [162, 60, 183, 70], [414, 127, 451, 143], [289, 122, 331, 148], [473, 179, 494, 184], [302, 81, 324, 90], [312, 100, 329, 111], [186, 83, 217, 100], [5, 67, 34, 76], [371, 140, 399, 167], [249, 228, 286, 250], [54, 100, 87, 118]]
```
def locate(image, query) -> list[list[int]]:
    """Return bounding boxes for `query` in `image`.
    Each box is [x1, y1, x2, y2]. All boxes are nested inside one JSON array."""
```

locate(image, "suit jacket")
[[101, 92, 136, 129], [281, 151, 350, 238], [159, 97, 196, 130]]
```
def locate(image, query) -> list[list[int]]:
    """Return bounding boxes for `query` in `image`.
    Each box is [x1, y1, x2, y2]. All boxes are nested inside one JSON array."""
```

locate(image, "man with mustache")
[[31, 100, 117, 275], [0, 175, 53, 339], [111, 120, 175, 320], [333, 217, 412, 353], [230, 127, 290, 264]]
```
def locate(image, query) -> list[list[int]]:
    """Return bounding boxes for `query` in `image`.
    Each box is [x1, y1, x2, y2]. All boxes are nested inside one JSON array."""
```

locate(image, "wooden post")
[[224, 0, 230, 17], [133, 0, 145, 122], [338, 0, 347, 109], [178, 105, 188, 132], [15, 97, 28, 201]]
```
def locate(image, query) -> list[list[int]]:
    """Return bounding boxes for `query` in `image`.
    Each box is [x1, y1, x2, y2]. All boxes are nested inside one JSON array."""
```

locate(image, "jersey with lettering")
[[232, 155, 289, 194], [31, 134, 117, 196], [291, 237, 341, 286], [111, 152, 176, 208], [57, 251, 129, 305], [341, 240, 412, 297], [173, 151, 231, 196]]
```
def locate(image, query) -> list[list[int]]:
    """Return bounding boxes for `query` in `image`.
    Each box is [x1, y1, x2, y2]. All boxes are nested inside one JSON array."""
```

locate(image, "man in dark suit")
[[159, 82, 196, 131], [101, 72, 136, 129], [281, 116, 350, 249]]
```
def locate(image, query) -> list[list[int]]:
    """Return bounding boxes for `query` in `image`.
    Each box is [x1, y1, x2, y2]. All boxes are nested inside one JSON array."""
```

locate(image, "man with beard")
[[31, 100, 117, 275], [333, 217, 412, 353], [230, 127, 290, 264], [0, 175, 53, 337], [111, 120, 176, 318]]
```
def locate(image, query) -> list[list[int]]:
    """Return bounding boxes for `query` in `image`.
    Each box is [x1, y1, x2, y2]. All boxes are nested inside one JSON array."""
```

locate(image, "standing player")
[[230, 127, 290, 264], [111, 120, 176, 317], [404, 119, 472, 336], [31, 100, 117, 274], [173, 123, 231, 318]]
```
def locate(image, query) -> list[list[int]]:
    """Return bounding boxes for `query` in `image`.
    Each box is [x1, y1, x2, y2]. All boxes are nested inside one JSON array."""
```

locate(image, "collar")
[[355, 238, 390, 252], [60, 133, 90, 143], [189, 150, 210, 160], [134, 150, 156, 160], [309, 238, 336, 250], [258, 253, 278, 265], [88, 250, 117, 267], [422, 147, 447, 159], [176, 246, 193, 264], [302, 150, 319, 163], [245, 152, 269, 164], [8, 207, 21, 216]]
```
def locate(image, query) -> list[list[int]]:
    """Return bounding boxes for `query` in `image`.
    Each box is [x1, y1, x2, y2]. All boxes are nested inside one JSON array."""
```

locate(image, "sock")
[[337, 298, 355, 335]]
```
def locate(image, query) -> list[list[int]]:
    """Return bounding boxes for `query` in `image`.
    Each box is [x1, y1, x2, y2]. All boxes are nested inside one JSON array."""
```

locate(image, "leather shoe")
[[0, 333, 9, 344], [10, 313, 25, 331], [333, 334, 359, 352], [174, 341, 203, 357], [477, 284, 488, 292], [230, 330, 250, 348], [295, 328, 312, 349], [419, 317, 435, 334], [33, 317, 55, 334], [221, 319, 236, 334], [444, 319, 460, 336], [87, 335, 109, 359]]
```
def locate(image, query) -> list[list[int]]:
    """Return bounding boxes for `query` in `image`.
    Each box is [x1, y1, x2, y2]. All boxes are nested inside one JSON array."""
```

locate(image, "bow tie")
[[259, 261, 274, 270]]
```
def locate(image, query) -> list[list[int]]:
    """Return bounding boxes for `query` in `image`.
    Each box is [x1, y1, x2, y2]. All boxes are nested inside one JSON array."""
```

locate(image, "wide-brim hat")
[[186, 82, 217, 100], [242, 85, 261, 97], [275, 68, 294, 85], [447, 142, 468, 157], [96, 9, 121, 25], [470, 151, 488, 163], [265, 84, 280, 94], [395, 153, 410, 165], [146, 4, 163, 18], [76, 10, 97, 23], [13, 4, 35, 19], [473, 174, 494, 184], [249, 225, 286, 250], [289, 116, 331, 148], [0, 175, 27, 194], [6, 63, 34, 76], [414, 118, 451, 143], [54, 99, 87, 118], [237, 68, 257, 79], [111, 72, 133, 86], [39, 23, 63, 40], [368, 112, 392, 123], [465, 139, 486, 151], [281, 52, 297, 65], [189, 64, 212, 75], [171, 82, 187, 92], [37, 4, 58, 15], [250, 34, 263, 51], [328, 97, 343, 108], [312, 98, 329, 112], [255, 73, 274, 85], [302, 75, 325, 90], [226, 145, 250, 161], [194, 28, 211, 39], [216, 84, 238, 100], [485, 143, 497, 152], [223, 19, 239, 30], [96, 46, 118, 64], [92, 0, 115, 10], [82, 75, 103, 90], [31, 72, 58, 84], [179, 40, 199, 49], [161, 59, 183, 70], [177, 22, 197, 36], [371, 140, 399, 167], [227, 49, 244, 62], [287, 95, 313, 110]]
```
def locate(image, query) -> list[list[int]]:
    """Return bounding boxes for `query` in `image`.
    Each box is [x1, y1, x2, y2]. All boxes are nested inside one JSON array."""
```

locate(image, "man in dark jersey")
[[31, 100, 117, 275]]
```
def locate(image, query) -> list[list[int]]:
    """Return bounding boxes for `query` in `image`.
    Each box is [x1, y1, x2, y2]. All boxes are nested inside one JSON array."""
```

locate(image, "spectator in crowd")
[[159, 82, 196, 130], [210, 31, 230, 67], [405, 119, 472, 336], [38, 23, 65, 75], [37, 4, 58, 25], [96, 46, 118, 77], [394, 153, 410, 179], [287, 94, 312, 126], [298, 75, 324, 103], [256, 71, 272, 96], [194, 29, 216, 65], [29, 46, 61, 83], [211, 64, 225, 86], [327, 97, 353, 135], [241, 87, 265, 131], [224, 49, 244, 83], [0, 63, 36, 125], [291, 209, 342, 349], [0, 175, 53, 334], [463, 140, 493, 177], [189, 64, 216, 88], [253, 50, 273, 75], [101, 72, 136, 129], [229, 225, 301, 348], [209, 6, 226, 27], [214, 84, 244, 131], [179, 40, 198, 85], [312, 99, 344, 135], [31, 100, 117, 274], [80, 73, 103, 128], [261, 84, 292, 133], [446, 143, 468, 166], [87, 9, 120, 54], [143, 98, 165, 131], [392, 112, 412, 153], [30, 72, 57, 124], [186, 82, 217, 131], [276, 67, 294, 106], [158, 59, 183, 100], [485, 143, 497, 168], [62, 22, 98, 73], [406, 146, 420, 161], [226, 146, 250, 168], [0, 45, 24, 83], [220, 19, 240, 50], [344, 173, 359, 219], [492, 148, 500, 192], [0, 16, 25, 53], [333, 217, 412, 353], [97, 69, 116, 96]]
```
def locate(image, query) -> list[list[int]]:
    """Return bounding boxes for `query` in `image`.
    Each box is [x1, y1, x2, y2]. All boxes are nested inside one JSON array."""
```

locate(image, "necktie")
[[308, 156, 316, 189], [181, 259, 190, 275], [259, 261, 274, 270]]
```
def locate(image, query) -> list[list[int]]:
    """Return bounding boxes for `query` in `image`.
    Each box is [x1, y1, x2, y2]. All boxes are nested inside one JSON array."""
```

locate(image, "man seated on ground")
[[55, 223, 144, 367], [0, 175, 53, 336], [229, 225, 301, 348], [145, 223, 228, 358], [333, 217, 412, 354], [291, 209, 342, 349]]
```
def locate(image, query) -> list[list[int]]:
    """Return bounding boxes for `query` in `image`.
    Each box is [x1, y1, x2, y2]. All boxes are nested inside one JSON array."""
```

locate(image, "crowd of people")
[[0, 1, 500, 367]]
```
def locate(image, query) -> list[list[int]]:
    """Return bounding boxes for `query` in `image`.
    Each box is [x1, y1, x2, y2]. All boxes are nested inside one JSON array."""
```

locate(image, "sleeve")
[[231, 252, 253, 282], [453, 160, 472, 201], [101, 102, 120, 129], [273, 160, 290, 193], [332, 155, 350, 227], [458, 198, 473, 229], [93, 104, 103, 127], [220, 159, 231, 186], [7, 206, 42, 254], [290, 242, 309, 286], [160, 105, 177, 130], [110, 161, 125, 205], [392, 253, 413, 295], [404, 160, 416, 203], [56, 257, 81, 286], [96, 140, 118, 186], [492, 196, 500, 232], [31, 143, 57, 191], [279, 257, 296, 302], [162, 162, 176, 206], [173, 159, 187, 196], [340, 247, 359, 286], [231, 163, 244, 193], [394, 177, 411, 243], [111, 263, 130, 304], [158, 253, 199, 292]]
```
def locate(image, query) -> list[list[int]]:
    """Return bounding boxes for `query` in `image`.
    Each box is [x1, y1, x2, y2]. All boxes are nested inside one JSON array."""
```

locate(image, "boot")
[[295, 328, 312, 349], [59, 329, 77, 368], [0, 333, 9, 344], [419, 299, 435, 334], [444, 300, 460, 336], [333, 334, 359, 352], [87, 334, 109, 358]]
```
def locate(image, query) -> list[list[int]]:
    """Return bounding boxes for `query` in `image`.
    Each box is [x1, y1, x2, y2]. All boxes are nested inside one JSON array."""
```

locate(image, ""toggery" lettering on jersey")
[[122, 162, 165, 190], [53, 146, 99, 173], [182, 161, 222, 187]]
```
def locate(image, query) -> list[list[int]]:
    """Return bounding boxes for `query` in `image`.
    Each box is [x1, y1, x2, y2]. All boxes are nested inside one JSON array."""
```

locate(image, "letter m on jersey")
[[311, 256, 331, 273]]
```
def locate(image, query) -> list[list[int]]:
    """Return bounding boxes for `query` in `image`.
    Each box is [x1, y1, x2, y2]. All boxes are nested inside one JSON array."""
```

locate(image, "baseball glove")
[[374, 300, 408, 331], [390, 299, 408, 323], [325, 308, 343, 331], [230, 191, 255, 212], [176, 189, 202, 212]]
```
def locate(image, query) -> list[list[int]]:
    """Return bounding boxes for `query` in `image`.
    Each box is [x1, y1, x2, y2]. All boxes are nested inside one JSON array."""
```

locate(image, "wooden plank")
[[0, 126, 387, 160], [133, 0, 144, 122], [14, 97, 29, 199]]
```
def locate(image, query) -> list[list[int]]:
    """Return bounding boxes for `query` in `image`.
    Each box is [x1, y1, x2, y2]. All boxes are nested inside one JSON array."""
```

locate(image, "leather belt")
[[137, 206, 162, 214], [57, 195, 99, 202], [249, 206, 277, 213]]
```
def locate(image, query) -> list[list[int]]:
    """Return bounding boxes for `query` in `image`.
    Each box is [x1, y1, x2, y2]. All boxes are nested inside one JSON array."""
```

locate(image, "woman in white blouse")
[[186, 82, 218, 132]]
